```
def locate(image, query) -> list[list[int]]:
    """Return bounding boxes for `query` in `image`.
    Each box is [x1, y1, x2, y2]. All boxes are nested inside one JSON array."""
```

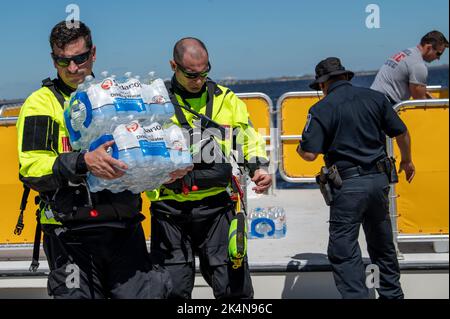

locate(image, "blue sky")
[[0, 0, 448, 99]]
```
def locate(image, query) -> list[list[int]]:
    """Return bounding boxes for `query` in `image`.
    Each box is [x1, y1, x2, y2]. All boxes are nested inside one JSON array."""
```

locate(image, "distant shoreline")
[[1, 65, 448, 103], [218, 64, 449, 86]]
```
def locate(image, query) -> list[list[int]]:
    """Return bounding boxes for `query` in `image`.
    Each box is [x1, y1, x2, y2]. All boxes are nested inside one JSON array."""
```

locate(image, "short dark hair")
[[49, 20, 93, 51], [173, 37, 208, 63], [420, 30, 449, 48], [327, 74, 348, 85]]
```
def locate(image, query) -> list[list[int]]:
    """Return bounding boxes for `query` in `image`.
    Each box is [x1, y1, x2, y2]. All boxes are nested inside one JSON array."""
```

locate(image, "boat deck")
[[0, 189, 448, 299]]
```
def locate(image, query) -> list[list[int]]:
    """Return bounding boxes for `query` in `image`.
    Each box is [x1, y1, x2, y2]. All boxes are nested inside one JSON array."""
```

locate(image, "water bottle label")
[[113, 98, 146, 113], [100, 78, 115, 90], [144, 123, 165, 141], [143, 123, 169, 157], [275, 216, 285, 231], [141, 79, 170, 104], [251, 217, 275, 238], [88, 82, 115, 110], [140, 140, 169, 157], [151, 95, 167, 104], [113, 122, 142, 150]]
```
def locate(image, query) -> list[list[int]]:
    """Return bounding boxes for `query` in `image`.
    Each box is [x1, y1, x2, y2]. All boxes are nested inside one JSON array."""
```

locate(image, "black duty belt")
[[339, 165, 385, 180]]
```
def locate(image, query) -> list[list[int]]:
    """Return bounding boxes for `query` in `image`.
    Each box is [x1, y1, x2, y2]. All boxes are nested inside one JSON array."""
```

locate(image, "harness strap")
[[14, 185, 30, 235], [41, 78, 66, 109], [29, 211, 42, 272]]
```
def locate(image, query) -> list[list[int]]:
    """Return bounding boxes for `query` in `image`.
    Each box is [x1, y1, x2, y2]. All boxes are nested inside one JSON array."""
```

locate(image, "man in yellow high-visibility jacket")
[[147, 37, 272, 299], [17, 20, 171, 299]]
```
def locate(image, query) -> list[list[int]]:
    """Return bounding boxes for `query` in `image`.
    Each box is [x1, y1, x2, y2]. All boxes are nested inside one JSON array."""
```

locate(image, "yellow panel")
[[240, 97, 271, 138], [281, 96, 323, 178], [394, 107, 449, 235], [1, 107, 21, 117], [0, 126, 37, 244], [0, 125, 151, 244], [428, 88, 449, 99], [280, 89, 448, 180]]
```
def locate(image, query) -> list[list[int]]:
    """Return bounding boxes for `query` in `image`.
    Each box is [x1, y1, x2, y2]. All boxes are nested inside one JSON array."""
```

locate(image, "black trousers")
[[328, 172, 404, 299], [150, 191, 254, 299], [43, 218, 172, 299]]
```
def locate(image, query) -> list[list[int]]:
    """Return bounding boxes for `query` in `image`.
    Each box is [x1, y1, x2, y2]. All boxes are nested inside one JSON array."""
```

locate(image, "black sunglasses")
[[51, 50, 91, 67], [435, 49, 444, 57], [175, 61, 211, 79], [432, 45, 445, 57]]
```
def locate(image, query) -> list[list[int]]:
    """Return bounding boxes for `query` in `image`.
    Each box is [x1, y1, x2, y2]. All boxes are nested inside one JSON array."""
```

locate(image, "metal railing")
[[0, 101, 24, 117], [276, 87, 448, 184], [276, 91, 323, 183], [236, 92, 277, 192], [0, 117, 18, 127]]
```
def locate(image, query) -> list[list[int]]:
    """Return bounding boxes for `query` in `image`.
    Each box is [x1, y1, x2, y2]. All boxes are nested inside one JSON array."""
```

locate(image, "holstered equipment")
[[377, 156, 399, 184], [315, 165, 341, 206], [317, 157, 398, 206]]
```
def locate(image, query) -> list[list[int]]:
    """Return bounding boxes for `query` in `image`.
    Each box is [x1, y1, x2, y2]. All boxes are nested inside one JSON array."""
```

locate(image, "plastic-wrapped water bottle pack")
[[247, 206, 287, 239], [64, 73, 175, 150], [64, 73, 192, 194]]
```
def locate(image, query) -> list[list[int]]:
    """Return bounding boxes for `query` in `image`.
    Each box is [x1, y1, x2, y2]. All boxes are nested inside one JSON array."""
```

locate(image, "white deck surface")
[[246, 189, 448, 266]]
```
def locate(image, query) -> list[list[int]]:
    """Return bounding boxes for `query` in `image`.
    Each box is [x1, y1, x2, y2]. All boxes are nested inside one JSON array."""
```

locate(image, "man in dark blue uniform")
[[297, 57, 415, 299]]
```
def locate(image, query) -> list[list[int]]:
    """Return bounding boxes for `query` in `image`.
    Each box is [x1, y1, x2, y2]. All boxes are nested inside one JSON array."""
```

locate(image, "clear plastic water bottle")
[[271, 206, 287, 238], [111, 78, 147, 126], [164, 124, 192, 170], [65, 75, 117, 150], [86, 134, 120, 192], [142, 122, 171, 171], [64, 91, 92, 150], [87, 79, 116, 137], [142, 78, 175, 124], [114, 121, 146, 169]]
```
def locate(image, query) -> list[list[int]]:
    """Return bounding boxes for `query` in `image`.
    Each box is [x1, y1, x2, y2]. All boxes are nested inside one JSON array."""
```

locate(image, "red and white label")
[[126, 122, 139, 132], [61, 137, 72, 152], [101, 79, 114, 90]]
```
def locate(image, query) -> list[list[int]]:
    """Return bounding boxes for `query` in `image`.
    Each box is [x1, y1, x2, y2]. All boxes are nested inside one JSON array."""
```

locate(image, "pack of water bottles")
[[247, 206, 287, 239], [64, 72, 192, 194], [64, 73, 175, 150]]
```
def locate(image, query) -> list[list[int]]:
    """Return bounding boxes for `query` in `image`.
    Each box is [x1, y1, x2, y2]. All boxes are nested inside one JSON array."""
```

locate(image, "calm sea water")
[[229, 67, 449, 106], [228, 67, 448, 189]]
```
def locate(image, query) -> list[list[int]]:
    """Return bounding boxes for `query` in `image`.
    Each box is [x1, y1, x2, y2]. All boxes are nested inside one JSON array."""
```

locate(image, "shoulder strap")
[[165, 81, 190, 130], [42, 78, 65, 109], [204, 81, 216, 119], [166, 80, 218, 130]]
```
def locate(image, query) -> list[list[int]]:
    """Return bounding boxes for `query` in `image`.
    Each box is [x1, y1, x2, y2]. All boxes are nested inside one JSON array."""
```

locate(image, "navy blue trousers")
[[328, 173, 404, 299]]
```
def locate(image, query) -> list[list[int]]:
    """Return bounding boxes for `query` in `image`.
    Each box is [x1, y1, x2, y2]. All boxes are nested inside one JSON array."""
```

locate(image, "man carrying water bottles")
[[147, 37, 272, 299], [16, 20, 176, 299]]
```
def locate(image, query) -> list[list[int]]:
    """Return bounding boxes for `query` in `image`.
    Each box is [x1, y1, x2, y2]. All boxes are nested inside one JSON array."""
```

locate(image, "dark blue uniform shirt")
[[300, 80, 407, 170]]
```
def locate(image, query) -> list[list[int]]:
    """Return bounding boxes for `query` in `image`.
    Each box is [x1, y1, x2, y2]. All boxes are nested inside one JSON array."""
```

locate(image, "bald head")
[[171, 37, 210, 93], [173, 37, 208, 63]]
